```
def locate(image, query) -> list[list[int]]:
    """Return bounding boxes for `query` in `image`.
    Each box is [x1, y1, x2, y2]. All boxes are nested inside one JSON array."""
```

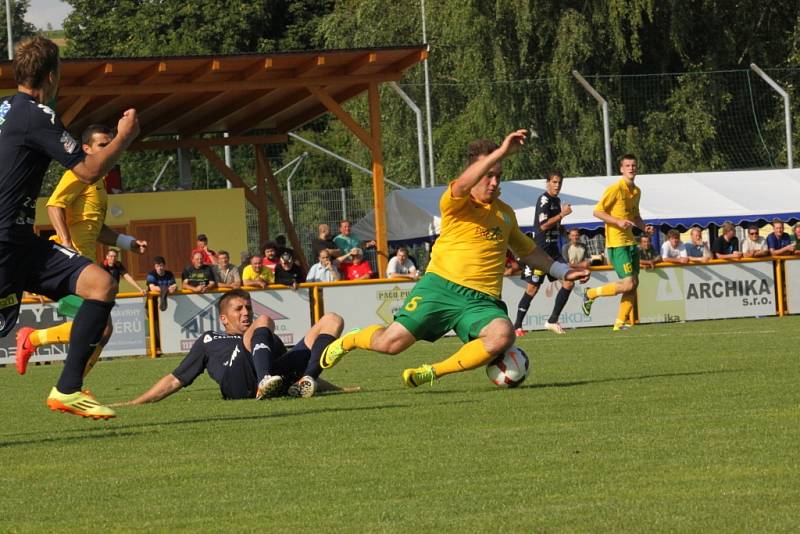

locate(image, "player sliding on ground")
[[320, 130, 590, 387], [580, 154, 645, 331], [118, 290, 357, 405], [15, 124, 148, 378]]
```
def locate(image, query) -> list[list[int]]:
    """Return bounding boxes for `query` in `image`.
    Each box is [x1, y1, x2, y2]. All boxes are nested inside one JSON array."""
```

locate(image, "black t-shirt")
[[172, 331, 287, 388], [181, 264, 217, 286], [274, 263, 305, 285], [311, 238, 337, 259], [102, 261, 128, 282], [532, 192, 561, 255], [0, 93, 84, 241], [712, 235, 739, 256]]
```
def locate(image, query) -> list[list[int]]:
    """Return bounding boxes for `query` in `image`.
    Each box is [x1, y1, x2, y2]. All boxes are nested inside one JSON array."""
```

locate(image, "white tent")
[[353, 168, 800, 244]]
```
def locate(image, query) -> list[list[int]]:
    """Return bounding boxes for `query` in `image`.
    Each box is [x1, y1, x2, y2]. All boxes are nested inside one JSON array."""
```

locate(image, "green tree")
[[0, 0, 37, 58]]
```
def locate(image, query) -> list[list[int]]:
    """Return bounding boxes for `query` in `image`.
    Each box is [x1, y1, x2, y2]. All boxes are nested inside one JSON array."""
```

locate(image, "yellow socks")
[[617, 293, 635, 324], [431, 338, 492, 378], [342, 324, 382, 351], [30, 322, 73, 347], [587, 282, 619, 300]]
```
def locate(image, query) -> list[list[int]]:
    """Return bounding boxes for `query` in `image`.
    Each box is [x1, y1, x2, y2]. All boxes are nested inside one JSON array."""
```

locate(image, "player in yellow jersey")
[[318, 129, 590, 387], [580, 154, 645, 331], [16, 125, 147, 376]]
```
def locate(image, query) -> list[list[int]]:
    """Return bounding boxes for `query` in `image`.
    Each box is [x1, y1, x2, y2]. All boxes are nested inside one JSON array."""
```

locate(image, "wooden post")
[[368, 82, 388, 277]]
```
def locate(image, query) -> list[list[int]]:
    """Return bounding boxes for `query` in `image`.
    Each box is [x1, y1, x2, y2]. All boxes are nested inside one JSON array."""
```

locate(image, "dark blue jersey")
[[0, 93, 84, 240], [532, 191, 561, 255]]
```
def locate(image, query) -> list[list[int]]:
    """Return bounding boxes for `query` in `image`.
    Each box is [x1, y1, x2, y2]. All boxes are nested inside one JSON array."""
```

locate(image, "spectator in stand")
[[685, 227, 712, 263], [237, 251, 251, 278], [275, 234, 294, 259], [274, 252, 305, 289], [306, 250, 341, 283], [339, 247, 372, 280], [102, 249, 146, 294], [241, 254, 273, 289], [712, 222, 742, 260], [660, 229, 689, 264], [794, 223, 800, 255], [182, 251, 218, 293], [387, 247, 419, 279], [638, 234, 661, 269], [261, 242, 279, 273], [644, 223, 661, 252], [311, 223, 342, 260], [191, 234, 217, 265], [214, 250, 242, 289], [561, 229, 591, 269], [147, 256, 177, 311], [333, 219, 376, 256], [741, 226, 769, 258], [767, 219, 794, 256]]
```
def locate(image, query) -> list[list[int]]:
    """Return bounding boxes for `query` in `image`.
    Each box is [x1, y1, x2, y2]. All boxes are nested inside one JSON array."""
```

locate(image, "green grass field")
[[1, 316, 798, 532]]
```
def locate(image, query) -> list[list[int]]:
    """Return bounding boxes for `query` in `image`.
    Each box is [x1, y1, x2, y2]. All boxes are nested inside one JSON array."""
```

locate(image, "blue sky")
[[25, 0, 72, 30]]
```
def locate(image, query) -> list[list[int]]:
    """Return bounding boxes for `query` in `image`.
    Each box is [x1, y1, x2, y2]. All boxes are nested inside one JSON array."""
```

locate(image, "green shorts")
[[607, 245, 640, 278], [393, 273, 509, 343]]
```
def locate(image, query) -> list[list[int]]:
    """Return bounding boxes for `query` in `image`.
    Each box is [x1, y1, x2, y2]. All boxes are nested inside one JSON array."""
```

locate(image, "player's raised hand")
[[117, 108, 140, 140], [499, 129, 528, 157], [564, 268, 590, 284]]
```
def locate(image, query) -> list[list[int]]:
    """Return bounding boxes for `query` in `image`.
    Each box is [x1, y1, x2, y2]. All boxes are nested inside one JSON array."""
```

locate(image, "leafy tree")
[[0, 0, 37, 58]]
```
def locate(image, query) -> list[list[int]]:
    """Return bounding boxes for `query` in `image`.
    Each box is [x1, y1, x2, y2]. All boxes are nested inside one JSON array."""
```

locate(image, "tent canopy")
[[353, 169, 800, 244]]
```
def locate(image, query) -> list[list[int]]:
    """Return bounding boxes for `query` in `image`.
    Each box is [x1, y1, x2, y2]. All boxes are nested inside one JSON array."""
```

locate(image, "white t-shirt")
[[661, 241, 688, 259], [741, 236, 767, 255], [387, 256, 417, 277]]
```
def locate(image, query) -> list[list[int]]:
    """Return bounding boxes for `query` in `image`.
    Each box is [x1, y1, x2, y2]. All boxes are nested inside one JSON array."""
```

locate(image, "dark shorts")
[[0, 234, 92, 337], [521, 252, 565, 287], [219, 338, 312, 400]]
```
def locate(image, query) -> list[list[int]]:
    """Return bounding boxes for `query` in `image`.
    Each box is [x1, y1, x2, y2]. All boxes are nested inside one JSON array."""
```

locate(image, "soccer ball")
[[486, 346, 530, 388]]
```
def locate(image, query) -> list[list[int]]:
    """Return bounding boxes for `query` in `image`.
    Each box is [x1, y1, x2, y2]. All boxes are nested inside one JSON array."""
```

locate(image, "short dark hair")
[[667, 229, 680, 239], [261, 241, 278, 252], [217, 250, 229, 258], [619, 154, 637, 166], [13, 36, 59, 89], [396, 246, 408, 255], [772, 218, 783, 226], [81, 124, 112, 146], [747, 225, 759, 232], [547, 171, 564, 182], [218, 289, 251, 314], [153, 256, 166, 265], [197, 234, 208, 242], [467, 139, 498, 165]]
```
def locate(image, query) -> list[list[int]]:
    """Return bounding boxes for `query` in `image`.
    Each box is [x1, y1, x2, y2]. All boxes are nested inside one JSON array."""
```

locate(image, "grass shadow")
[[522, 369, 745, 390]]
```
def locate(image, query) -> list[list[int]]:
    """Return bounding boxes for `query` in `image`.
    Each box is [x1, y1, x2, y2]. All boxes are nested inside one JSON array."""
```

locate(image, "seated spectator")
[[387, 247, 419, 279], [660, 229, 689, 264], [191, 233, 217, 265], [306, 251, 341, 283], [103, 249, 147, 294], [638, 235, 661, 269], [182, 251, 218, 293], [741, 226, 769, 258], [274, 252, 305, 289], [685, 227, 711, 263], [311, 223, 342, 260], [767, 218, 794, 256], [333, 219, 376, 255], [241, 254, 274, 289], [712, 222, 742, 260], [503, 250, 521, 276], [561, 229, 590, 269], [261, 242, 279, 273], [794, 223, 800, 256], [644, 223, 661, 251], [147, 256, 178, 311], [214, 250, 242, 289], [339, 247, 372, 280]]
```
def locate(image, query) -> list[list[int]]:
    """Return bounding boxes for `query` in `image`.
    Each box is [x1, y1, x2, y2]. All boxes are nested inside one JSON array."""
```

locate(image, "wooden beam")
[[389, 50, 429, 74], [137, 93, 217, 138], [197, 146, 260, 208], [229, 89, 312, 136], [309, 86, 376, 152], [368, 82, 388, 277], [178, 88, 279, 137], [294, 55, 325, 77], [242, 58, 273, 80], [56, 72, 404, 96], [129, 134, 288, 151], [256, 146, 309, 271], [345, 52, 377, 75], [276, 84, 367, 132], [78, 62, 113, 86], [61, 95, 92, 126]]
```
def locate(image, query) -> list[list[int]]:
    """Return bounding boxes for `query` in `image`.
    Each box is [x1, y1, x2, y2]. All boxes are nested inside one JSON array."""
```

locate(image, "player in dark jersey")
[[1, 36, 139, 419], [513, 171, 576, 336], [121, 290, 355, 404]]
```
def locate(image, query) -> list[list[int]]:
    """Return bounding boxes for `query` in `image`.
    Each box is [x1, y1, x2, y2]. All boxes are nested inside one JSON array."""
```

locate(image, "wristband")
[[116, 233, 136, 251], [548, 261, 570, 280]]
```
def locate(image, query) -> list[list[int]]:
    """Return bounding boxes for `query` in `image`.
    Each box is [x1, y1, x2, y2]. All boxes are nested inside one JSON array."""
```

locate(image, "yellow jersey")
[[426, 182, 535, 299], [242, 265, 275, 284], [595, 178, 641, 248], [46, 170, 108, 262]]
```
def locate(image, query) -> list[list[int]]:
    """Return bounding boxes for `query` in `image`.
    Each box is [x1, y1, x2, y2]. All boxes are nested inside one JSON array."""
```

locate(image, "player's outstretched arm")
[[452, 129, 527, 197], [71, 109, 140, 184], [520, 247, 590, 283], [121, 374, 183, 406], [98, 225, 147, 254]]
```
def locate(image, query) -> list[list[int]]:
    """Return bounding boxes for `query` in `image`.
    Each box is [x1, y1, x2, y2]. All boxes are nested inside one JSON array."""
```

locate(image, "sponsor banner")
[[0, 298, 147, 366], [785, 259, 800, 314], [158, 289, 311, 354], [501, 270, 620, 331], [323, 281, 417, 329], [638, 261, 776, 323]]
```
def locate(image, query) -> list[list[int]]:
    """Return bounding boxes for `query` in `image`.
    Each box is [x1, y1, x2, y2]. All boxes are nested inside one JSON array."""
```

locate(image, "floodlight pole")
[[389, 81, 427, 188], [5, 0, 13, 60], [421, 0, 435, 185], [573, 70, 612, 176], [750, 63, 793, 169], [223, 132, 233, 188]]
